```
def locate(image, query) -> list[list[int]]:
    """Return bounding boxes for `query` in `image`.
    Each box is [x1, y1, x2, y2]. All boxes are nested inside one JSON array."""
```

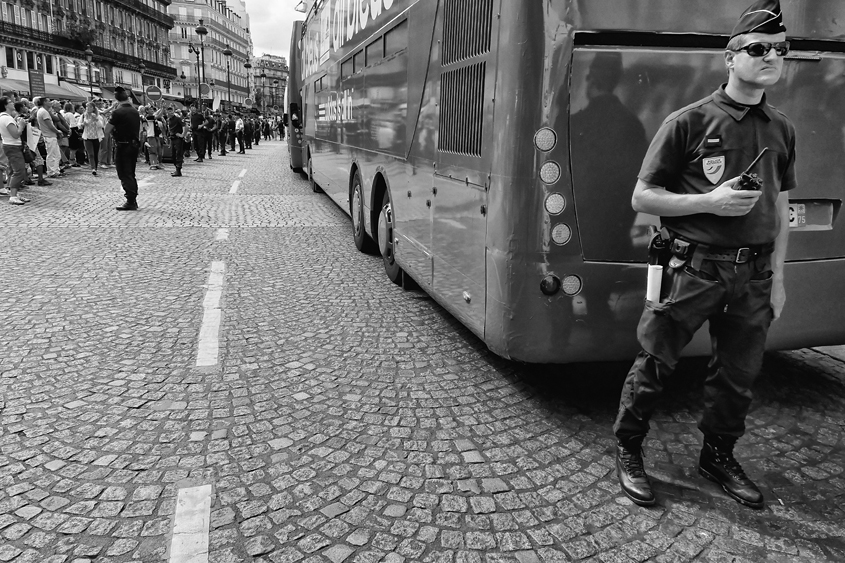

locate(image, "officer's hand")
[[771, 277, 786, 320], [707, 176, 761, 216]]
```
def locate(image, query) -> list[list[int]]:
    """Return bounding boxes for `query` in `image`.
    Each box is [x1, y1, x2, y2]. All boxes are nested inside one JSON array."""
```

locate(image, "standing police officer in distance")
[[105, 86, 142, 211], [613, 0, 796, 509]]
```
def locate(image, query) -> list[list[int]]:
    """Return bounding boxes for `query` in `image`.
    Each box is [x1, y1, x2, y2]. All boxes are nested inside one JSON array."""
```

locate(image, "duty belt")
[[670, 237, 775, 266]]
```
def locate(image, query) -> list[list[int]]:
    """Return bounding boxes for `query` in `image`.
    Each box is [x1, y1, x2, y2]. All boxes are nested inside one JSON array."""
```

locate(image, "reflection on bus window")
[[366, 37, 384, 66], [341, 58, 353, 79], [385, 20, 408, 57], [353, 50, 365, 74]]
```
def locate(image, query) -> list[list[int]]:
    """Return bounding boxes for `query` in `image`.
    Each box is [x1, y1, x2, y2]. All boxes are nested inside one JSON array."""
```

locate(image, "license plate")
[[789, 200, 835, 231]]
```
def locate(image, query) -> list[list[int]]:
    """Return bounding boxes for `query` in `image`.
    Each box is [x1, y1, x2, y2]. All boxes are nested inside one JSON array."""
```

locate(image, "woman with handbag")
[[0, 97, 32, 205], [80, 102, 105, 176]]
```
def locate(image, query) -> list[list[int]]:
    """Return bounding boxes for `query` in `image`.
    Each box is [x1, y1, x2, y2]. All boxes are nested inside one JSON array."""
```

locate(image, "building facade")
[[0, 0, 175, 101], [168, 0, 250, 109], [253, 53, 288, 115]]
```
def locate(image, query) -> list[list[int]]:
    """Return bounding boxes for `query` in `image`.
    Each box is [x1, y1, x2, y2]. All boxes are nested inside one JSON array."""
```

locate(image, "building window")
[[5, 47, 14, 69], [46, 55, 53, 74]]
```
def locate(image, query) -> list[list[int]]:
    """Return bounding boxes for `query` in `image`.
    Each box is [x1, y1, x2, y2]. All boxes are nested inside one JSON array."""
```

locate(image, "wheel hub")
[[352, 188, 362, 234]]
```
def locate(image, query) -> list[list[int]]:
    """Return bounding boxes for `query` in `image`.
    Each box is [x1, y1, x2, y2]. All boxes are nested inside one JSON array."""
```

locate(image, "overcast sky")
[[247, 0, 304, 62]]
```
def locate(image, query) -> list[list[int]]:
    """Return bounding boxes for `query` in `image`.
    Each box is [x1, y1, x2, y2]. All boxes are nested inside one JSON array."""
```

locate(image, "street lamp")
[[244, 61, 252, 105], [194, 19, 208, 85], [139, 61, 146, 106], [188, 42, 201, 108], [84, 44, 94, 100], [223, 44, 233, 109], [260, 70, 266, 116]]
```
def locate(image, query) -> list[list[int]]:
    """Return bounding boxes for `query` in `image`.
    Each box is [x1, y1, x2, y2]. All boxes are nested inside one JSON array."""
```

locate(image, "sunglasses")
[[735, 41, 790, 57]]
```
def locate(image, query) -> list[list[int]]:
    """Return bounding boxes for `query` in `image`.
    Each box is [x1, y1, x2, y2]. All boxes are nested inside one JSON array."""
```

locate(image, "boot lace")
[[713, 445, 749, 481], [620, 443, 646, 478]]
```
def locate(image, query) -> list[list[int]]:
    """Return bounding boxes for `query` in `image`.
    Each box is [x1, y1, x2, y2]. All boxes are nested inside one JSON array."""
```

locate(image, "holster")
[[647, 226, 671, 267]]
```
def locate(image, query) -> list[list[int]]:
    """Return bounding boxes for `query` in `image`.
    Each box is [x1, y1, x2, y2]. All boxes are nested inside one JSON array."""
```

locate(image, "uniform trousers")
[[170, 137, 184, 170], [614, 253, 775, 443], [114, 143, 139, 203]]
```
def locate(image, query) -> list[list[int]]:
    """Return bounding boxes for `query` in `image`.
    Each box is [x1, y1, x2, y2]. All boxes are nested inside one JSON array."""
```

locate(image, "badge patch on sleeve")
[[703, 156, 726, 185]]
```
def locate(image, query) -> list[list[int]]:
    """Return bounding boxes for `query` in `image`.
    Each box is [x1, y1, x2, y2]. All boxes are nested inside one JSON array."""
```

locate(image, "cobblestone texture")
[[0, 141, 844, 562]]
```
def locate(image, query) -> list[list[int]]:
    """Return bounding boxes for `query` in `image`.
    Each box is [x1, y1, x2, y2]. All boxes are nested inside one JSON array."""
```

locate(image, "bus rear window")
[[366, 37, 383, 65], [384, 19, 408, 56]]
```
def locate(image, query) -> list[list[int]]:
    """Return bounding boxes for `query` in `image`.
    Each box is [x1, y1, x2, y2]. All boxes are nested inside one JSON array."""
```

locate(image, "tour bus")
[[287, 20, 306, 173], [291, 0, 845, 364]]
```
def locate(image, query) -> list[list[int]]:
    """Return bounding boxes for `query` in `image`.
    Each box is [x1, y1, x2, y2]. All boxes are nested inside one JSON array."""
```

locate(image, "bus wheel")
[[351, 174, 377, 254], [378, 190, 403, 285], [308, 155, 320, 193]]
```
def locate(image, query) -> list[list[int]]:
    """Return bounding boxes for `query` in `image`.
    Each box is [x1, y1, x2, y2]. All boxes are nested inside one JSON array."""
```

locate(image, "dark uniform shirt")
[[190, 112, 204, 131], [168, 114, 183, 137], [109, 104, 141, 143], [640, 85, 797, 247]]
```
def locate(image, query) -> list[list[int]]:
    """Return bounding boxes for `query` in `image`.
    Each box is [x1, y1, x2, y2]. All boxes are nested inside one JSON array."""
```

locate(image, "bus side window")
[[366, 36, 383, 66], [341, 57, 353, 79], [353, 50, 364, 74], [384, 19, 408, 57]]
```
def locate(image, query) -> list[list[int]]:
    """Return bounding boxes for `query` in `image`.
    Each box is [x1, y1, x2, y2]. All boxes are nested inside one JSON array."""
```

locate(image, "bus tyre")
[[378, 190, 403, 285], [351, 174, 377, 254], [308, 155, 320, 193]]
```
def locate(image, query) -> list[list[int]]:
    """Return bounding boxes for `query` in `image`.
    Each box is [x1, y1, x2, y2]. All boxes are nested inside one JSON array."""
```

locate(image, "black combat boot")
[[116, 199, 138, 211], [698, 436, 764, 509], [616, 436, 655, 506]]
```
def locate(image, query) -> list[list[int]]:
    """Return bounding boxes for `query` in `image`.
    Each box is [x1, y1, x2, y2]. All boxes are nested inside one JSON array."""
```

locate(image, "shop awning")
[[0, 78, 32, 97], [43, 82, 80, 101], [57, 81, 92, 102]]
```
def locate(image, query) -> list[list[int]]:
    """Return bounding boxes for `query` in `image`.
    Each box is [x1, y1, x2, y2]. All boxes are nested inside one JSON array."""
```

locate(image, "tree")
[[59, 19, 98, 47]]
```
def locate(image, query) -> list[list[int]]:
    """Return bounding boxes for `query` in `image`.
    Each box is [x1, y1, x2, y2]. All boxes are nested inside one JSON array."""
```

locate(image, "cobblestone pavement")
[[0, 143, 844, 563]]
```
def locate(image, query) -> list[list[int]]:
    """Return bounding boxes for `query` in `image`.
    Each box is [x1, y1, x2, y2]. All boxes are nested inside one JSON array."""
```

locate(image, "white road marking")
[[215, 228, 230, 241], [137, 175, 155, 189], [229, 180, 240, 194], [196, 261, 225, 367], [169, 484, 212, 563], [238, 168, 247, 178]]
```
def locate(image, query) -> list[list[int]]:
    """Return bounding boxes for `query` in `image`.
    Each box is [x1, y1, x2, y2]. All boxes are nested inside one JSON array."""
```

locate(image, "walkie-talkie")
[[735, 147, 768, 190]]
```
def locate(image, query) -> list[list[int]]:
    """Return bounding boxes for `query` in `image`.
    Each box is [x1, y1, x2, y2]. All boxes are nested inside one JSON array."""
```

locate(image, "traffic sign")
[[244, 98, 253, 107], [145, 85, 162, 101], [199, 83, 211, 96]]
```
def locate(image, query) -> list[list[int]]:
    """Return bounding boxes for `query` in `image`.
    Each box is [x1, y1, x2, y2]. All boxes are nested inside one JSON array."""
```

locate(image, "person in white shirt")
[[235, 115, 245, 154], [79, 102, 105, 175], [0, 97, 31, 205], [34, 97, 62, 178]]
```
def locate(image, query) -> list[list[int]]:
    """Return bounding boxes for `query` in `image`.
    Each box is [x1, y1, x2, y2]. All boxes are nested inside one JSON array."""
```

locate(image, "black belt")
[[670, 237, 774, 265]]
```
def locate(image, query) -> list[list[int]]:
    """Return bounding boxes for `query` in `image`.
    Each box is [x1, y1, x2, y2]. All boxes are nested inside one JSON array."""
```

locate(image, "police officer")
[[167, 105, 185, 177], [105, 86, 142, 211], [613, 0, 795, 509]]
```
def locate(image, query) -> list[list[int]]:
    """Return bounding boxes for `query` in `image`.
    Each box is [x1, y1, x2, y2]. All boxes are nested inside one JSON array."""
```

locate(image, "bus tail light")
[[540, 162, 561, 184], [561, 275, 582, 296], [545, 193, 566, 215], [534, 128, 557, 152], [551, 223, 572, 245]]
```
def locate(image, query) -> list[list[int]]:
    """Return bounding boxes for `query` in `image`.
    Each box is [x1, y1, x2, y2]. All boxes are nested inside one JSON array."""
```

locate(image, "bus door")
[[430, 0, 498, 336]]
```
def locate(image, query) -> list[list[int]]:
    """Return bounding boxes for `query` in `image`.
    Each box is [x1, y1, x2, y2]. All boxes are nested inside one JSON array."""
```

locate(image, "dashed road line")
[[169, 484, 212, 563], [196, 261, 225, 367], [229, 180, 240, 194], [238, 168, 247, 178], [215, 228, 230, 241]]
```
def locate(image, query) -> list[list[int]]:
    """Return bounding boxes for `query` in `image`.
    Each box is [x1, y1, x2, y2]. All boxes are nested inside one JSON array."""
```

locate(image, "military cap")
[[114, 86, 126, 93], [730, 0, 786, 39]]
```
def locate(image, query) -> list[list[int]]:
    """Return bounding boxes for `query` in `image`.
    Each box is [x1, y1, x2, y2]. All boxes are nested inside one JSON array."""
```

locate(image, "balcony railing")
[[0, 20, 175, 78]]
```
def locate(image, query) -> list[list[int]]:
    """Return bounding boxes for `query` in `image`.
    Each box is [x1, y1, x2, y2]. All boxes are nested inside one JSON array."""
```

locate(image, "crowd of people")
[[0, 91, 286, 207]]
